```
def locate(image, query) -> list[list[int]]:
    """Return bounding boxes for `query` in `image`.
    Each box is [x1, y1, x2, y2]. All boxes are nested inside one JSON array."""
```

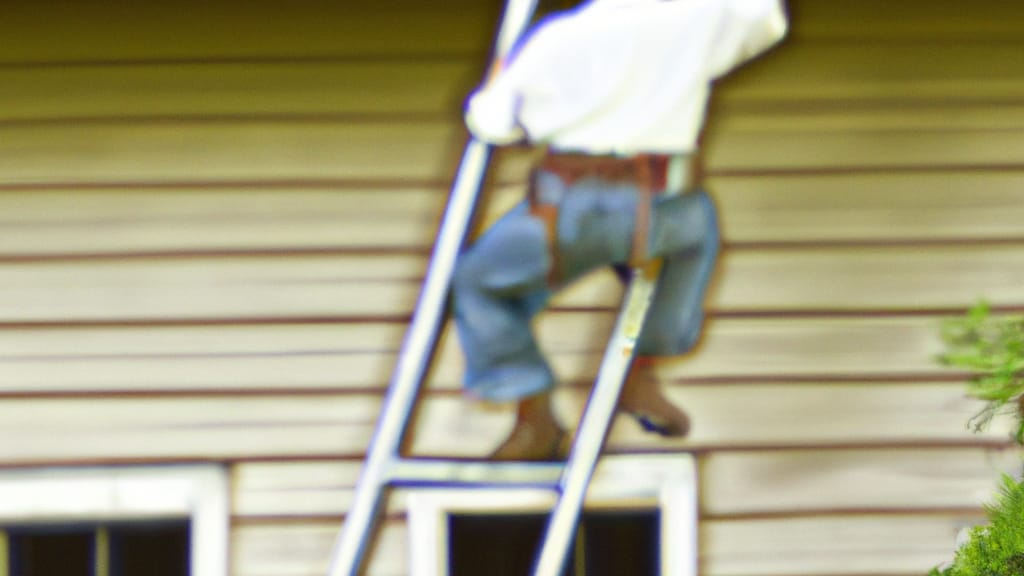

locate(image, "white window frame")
[[406, 454, 697, 576], [0, 464, 228, 576]]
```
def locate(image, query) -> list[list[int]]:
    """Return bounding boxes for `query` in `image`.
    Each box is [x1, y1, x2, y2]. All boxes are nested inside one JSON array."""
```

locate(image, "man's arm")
[[464, 55, 529, 145], [706, 0, 789, 79], [463, 10, 572, 146]]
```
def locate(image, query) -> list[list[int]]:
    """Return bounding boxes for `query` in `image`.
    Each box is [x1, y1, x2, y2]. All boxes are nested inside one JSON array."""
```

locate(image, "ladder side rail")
[[531, 264, 662, 576], [326, 1, 540, 574], [326, 141, 491, 576], [531, 156, 689, 576]]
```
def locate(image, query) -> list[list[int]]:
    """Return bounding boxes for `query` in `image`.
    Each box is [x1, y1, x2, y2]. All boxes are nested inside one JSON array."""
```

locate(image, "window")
[[407, 455, 697, 576], [3, 521, 190, 576], [0, 466, 228, 576], [448, 509, 660, 576]]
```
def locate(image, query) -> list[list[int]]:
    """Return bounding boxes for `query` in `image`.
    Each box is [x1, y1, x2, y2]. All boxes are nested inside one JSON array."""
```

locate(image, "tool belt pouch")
[[526, 169, 562, 283]]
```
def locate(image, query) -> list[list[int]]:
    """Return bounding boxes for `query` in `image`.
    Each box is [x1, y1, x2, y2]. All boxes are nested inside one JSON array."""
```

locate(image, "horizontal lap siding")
[[2, 173, 1023, 257], [1, 246, 1023, 322], [0, 382, 1011, 464], [0, 112, 1022, 186], [232, 514, 989, 576], [231, 448, 1023, 519], [0, 316, 969, 393], [1, 0, 1022, 575]]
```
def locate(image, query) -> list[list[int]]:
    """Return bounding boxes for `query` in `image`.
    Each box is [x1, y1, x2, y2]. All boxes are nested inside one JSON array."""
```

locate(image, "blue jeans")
[[452, 167, 720, 401]]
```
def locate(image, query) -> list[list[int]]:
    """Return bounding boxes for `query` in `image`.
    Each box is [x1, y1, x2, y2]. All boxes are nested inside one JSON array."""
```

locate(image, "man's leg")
[[452, 202, 566, 460], [618, 358, 692, 437], [618, 188, 721, 437], [609, 265, 692, 438], [453, 170, 639, 459], [488, 389, 566, 461]]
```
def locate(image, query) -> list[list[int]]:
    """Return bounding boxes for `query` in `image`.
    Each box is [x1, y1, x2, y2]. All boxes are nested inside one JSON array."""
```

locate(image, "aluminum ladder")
[[325, 1, 684, 573]]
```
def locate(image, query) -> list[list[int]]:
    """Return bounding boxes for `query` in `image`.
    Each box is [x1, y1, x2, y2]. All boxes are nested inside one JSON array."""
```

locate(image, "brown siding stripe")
[[713, 163, 1024, 177], [0, 53, 483, 70], [0, 377, 976, 400], [3, 163, 1024, 193], [0, 112, 449, 128], [0, 440, 1015, 471], [728, 237, 1024, 250], [702, 508, 988, 523], [2, 120, 1020, 134], [0, 248, 427, 263], [2, 100, 1020, 127], [0, 178, 454, 193], [0, 306, 1016, 329], [4, 237, 1024, 262], [0, 35, 1020, 70]]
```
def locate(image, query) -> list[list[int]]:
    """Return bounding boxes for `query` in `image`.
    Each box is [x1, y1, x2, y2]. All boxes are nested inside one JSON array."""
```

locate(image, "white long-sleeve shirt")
[[465, 0, 788, 155]]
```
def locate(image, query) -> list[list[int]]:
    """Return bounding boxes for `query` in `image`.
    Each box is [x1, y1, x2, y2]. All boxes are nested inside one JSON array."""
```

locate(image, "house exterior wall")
[[1, 0, 1024, 573]]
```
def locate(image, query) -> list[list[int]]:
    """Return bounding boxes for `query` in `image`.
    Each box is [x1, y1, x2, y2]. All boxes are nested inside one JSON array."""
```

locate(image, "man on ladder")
[[327, 2, 787, 573], [453, 0, 789, 460]]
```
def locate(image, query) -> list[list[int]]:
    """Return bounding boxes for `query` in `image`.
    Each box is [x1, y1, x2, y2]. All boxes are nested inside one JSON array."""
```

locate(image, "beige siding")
[[2, 0, 1024, 574]]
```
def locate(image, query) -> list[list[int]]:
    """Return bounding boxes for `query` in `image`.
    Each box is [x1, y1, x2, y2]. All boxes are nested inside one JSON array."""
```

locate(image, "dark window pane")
[[109, 521, 190, 576], [449, 514, 573, 576], [449, 510, 659, 576], [582, 511, 659, 576], [8, 526, 94, 576]]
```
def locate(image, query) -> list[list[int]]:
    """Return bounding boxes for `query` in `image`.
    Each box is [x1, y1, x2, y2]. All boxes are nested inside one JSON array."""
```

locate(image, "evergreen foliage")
[[929, 475, 1024, 576], [933, 303, 1024, 575], [939, 303, 1024, 442]]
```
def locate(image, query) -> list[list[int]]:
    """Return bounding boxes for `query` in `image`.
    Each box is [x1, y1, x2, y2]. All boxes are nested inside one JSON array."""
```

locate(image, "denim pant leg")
[[452, 202, 556, 402], [452, 171, 638, 401], [636, 189, 721, 356], [555, 175, 637, 282], [451, 174, 714, 399]]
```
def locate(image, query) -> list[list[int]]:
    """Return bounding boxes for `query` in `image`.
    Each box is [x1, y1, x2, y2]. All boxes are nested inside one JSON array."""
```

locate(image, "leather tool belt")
[[527, 151, 700, 283]]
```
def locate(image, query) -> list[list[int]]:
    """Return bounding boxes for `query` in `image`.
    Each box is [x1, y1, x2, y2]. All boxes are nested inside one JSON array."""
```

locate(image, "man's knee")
[[674, 313, 705, 353], [452, 250, 482, 294], [639, 312, 705, 357], [456, 215, 551, 297], [650, 188, 719, 256]]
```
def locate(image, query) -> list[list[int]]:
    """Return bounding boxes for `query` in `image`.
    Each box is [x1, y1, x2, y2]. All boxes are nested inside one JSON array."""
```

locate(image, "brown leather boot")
[[490, 392, 568, 461], [618, 359, 690, 438]]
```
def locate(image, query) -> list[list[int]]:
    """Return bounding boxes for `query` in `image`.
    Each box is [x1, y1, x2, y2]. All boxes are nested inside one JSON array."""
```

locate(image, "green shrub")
[[930, 475, 1024, 576], [940, 303, 1024, 442], [935, 303, 1024, 575]]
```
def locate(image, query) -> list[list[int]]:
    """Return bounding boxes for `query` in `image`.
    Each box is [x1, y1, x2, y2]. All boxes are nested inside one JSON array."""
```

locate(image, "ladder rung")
[[386, 458, 564, 488]]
